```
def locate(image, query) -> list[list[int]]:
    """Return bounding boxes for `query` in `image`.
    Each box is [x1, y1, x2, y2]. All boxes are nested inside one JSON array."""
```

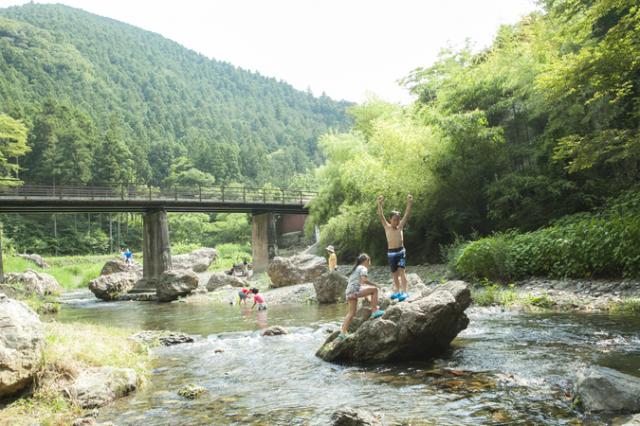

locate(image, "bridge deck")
[[0, 185, 315, 213]]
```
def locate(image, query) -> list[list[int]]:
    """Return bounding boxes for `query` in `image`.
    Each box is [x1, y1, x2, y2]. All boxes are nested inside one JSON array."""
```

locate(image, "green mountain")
[[0, 3, 351, 187]]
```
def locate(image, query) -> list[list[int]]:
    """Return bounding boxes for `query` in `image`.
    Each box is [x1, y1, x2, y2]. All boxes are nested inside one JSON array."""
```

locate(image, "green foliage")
[[0, 113, 29, 179], [453, 190, 640, 280], [211, 243, 252, 271], [0, 3, 351, 188], [471, 281, 518, 307]]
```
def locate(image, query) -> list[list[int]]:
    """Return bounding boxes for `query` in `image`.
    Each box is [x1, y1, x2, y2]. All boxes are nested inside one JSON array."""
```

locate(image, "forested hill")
[[0, 3, 352, 187]]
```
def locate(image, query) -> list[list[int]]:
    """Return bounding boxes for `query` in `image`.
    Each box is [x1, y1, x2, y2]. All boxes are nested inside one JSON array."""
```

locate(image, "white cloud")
[[0, 0, 537, 103]]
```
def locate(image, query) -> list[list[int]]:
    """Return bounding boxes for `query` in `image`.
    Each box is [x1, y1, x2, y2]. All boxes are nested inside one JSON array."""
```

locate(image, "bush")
[[452, 190, 640, 280]]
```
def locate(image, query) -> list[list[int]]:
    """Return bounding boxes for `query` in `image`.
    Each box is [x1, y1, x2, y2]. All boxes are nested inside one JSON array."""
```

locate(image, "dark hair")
[[251, 288, 259, 294], [349, 253, 370, 275], [390, 210, 401, 218]]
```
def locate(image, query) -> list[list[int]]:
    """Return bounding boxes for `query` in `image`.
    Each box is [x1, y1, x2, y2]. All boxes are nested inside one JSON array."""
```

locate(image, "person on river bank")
[[377, 194, 413, 301], [339, 253, 384, 338], [251, 288, 267, 311], [326, 245, 337, 272]]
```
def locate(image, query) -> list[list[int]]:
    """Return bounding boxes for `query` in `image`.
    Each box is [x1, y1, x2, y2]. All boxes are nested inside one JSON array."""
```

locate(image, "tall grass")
[[3, 254, 109, 291], [210, 243, 252, 271]]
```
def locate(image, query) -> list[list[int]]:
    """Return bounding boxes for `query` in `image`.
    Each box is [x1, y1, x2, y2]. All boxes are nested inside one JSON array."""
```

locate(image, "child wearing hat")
[[326, 245, 337, 272]]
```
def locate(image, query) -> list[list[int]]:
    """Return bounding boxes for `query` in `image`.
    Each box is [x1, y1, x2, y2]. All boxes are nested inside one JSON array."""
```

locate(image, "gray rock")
[[268, 254, 327, 288], [172, 248, 217, 273], [331, 408, 382, 425], [70, 367, 137, 409], [316, 281, 471, 363], [314, 271, 348, 304], [0, 296, 44, 399], [261, 326, 288, 336], [88, 272, 139, 301], [129, 330, 194, 346], [17, 253, 49, 269], [575, 366, 640, 413], [206, 272, 248, 291], [100, 259, 142, 276], [3, 269, 63, 296], [156, 269, 199, 302]]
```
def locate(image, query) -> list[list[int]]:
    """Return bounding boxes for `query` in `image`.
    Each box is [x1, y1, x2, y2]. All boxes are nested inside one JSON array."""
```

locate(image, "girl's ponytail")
[[349, 253, 370, 275]]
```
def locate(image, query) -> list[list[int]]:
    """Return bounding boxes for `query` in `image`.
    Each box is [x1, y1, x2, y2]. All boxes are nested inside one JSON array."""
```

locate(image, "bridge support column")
[[252, 213, 278, 272], [133, 210, 172, 292]]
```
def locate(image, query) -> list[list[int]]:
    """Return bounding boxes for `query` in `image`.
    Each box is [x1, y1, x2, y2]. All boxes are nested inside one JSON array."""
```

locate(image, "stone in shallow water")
[[156, 269, 199, 302], [330, 408, 383, 426], [89, 272, 139, 301], [129, 330, 194, 346], [313, 271, 348, 304], [70, 367, 137, 409], [177, 383, 207, 399], [316, 281, 471, 364], [575, 366, 640, 413], [261, 326, 288, 336]]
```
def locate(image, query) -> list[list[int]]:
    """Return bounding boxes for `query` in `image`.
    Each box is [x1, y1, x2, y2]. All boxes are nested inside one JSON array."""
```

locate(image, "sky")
[[0, 0, 538, 104]]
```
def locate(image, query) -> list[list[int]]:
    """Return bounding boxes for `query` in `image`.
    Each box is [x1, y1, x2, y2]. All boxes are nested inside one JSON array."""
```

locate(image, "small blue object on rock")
[[371, 310, 385, 319]]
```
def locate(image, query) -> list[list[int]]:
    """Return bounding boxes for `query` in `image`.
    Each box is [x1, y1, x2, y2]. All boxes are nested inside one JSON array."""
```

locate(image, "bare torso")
[[384, 225, 404, 249]]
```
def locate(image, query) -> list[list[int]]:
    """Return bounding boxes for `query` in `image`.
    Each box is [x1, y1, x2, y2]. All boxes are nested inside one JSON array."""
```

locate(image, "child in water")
[[251, 288, 267, 311], [339, 253, 384, 338], [238, 286, 251, 305]]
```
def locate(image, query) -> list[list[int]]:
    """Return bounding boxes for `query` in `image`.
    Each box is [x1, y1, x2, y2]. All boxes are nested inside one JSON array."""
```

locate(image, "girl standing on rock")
[[339, 253, 385, 338]]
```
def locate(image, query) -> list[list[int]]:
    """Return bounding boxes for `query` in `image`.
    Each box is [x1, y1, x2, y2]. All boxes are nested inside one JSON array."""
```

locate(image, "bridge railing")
[[0, 184, 317, 205]]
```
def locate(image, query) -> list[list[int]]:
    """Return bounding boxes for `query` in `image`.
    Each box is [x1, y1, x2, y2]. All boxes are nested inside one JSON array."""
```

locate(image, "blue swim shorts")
[[387, 247, 406, 273]]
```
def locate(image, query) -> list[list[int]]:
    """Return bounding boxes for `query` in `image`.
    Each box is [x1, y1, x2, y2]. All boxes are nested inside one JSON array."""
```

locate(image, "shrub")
[[452, 189, 640, 280]]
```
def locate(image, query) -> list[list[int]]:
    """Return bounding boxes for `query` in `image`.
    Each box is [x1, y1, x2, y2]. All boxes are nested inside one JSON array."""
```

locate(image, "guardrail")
[[0, 184, 317, 205]]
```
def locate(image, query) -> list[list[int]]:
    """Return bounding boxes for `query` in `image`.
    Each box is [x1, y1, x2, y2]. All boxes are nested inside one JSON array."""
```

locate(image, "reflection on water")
[[59, 291, 640, 425]]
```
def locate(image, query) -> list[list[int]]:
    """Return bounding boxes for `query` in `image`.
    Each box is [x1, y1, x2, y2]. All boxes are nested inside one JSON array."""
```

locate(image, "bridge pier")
[[252, 212, 278, 272], [132, 210, 172, 292]]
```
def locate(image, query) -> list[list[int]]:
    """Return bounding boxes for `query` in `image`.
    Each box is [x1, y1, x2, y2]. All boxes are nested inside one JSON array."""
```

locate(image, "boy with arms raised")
[[377, 194, 413, 301]]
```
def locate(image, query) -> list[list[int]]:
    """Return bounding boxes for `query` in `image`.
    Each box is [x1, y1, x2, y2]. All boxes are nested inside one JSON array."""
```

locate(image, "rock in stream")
[[316, 281, 471, 363]]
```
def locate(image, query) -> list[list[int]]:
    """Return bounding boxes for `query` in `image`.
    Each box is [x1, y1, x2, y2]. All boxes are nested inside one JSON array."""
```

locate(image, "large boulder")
[[268, 254, 328, 288], [206, 272, 248, 291], [88, 272, 139, 301], [331, 408, 383, 426], [575, 366, 640, 413], [17, 253, 49, 269], [172, 248, 217, 273], [156, 269, 199, 302], [69, 367, 137, 408], [0, 295, 44, 399], [3, 269, 63, 296], [314, 271, 348, 303], [100, 259, 142, 276], [316, 281, 471, 364]]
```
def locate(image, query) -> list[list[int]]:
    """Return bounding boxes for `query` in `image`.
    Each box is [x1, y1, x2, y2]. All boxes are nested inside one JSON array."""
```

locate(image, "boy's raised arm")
[[377, 195, 389, 227], [399, 194, 414, 228]]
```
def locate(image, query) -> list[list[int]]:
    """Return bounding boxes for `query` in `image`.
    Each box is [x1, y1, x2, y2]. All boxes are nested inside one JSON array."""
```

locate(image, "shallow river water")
[[59, 291, 640, 425]]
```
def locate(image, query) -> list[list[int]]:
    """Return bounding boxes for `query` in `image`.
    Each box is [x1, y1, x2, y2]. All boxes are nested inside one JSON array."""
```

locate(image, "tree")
[[0, 114, 29, 181]]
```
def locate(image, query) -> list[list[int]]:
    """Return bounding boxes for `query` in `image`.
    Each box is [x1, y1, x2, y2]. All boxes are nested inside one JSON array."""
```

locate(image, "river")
[[59, 290, 640, 425]]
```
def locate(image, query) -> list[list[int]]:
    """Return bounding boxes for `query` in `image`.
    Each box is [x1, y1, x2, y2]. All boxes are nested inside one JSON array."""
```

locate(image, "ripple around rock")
[[316, 281, 471, 364]]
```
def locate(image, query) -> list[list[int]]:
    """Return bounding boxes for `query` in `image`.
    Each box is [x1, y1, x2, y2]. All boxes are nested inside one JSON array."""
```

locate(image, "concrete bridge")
[[0, 184, 316, 288]]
